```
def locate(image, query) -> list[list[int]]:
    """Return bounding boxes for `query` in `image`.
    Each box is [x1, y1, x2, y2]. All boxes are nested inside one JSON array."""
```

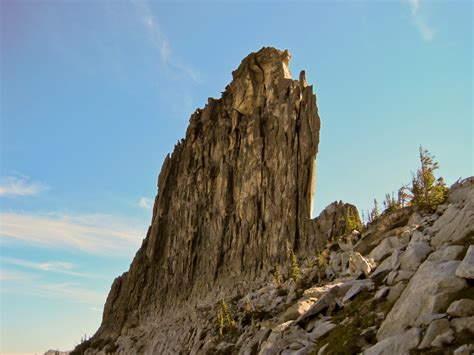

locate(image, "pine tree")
[[409, 147, 447, 212], [368, 199, 379, 223], [290, 251, 300, 282]]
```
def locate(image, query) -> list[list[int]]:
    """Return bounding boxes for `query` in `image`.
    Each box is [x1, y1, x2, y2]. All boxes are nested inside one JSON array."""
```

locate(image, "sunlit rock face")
[[80, 47, 356, 354]]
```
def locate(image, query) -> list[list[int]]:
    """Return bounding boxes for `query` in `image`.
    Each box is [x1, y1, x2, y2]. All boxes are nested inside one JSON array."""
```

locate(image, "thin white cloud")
[[131, 0, 202, 83], [0, 269, 31, 281], [37, 282, 105, 304], [138, 197, 153, 209], [408, 0, 436, 41], [0, 176, 47, 197], [0, 212, 146, 255], [409, 0, 420, 14], [1, 257, 102, 278]]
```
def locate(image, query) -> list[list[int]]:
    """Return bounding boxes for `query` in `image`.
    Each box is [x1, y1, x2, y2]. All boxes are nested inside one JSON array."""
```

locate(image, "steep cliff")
[[77, 48, 358, 354]]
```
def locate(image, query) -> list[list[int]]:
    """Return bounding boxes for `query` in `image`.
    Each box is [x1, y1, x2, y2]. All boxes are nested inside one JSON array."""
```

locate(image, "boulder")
[[455, 245, 474, 279], [427, 245, 465, 263], [368, 238, 396, 262], [372, 249, 400, 278], [430, 189, 474, 249], [451, 316, 474, 333], [399, 241, 431, 271], [453, 344, 473, 355], [447, 299, 474, 317], [377, 259, 467, 340], [418, 318, 450, 348], [306, 321, 336, 341], [364, 327, 421, 355], [431, 329, 454, 347], [282, 298, 317, 322], [348, 252, 375, 276]]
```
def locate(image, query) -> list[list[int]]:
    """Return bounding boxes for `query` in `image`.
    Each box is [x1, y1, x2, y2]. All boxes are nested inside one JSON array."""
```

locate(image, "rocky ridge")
[[75, 47, 360, 354], [74, 48, 473, 355]]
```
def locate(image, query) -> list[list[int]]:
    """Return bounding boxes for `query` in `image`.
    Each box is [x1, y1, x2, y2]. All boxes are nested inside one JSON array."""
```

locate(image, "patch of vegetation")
[[345, 208, 360, 234], [405, 147, 447, 212], [367, 199, 380, 225], [310, 289, 396, 354], [290, 251, 300, 282], [272, 267, 283, 287], [70, 336, 118, 355], [216, 299, 236, 336], [363, 147, 447, 226]]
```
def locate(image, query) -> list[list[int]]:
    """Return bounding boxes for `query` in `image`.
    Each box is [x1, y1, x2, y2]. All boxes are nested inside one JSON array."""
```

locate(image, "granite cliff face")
[[78, 48, 358, 354]]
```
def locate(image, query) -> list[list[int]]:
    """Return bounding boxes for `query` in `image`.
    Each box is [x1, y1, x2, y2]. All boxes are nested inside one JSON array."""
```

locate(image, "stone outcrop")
[[77, 47, 359, 354]]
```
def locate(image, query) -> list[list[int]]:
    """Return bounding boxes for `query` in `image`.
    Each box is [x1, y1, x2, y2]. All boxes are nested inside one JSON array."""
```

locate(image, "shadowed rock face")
[[85, 47, 356, 352]]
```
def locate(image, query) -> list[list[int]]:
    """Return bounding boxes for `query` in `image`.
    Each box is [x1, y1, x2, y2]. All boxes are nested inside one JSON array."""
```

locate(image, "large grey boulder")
[[455, 245, 474, 279], [364, 327, 421, 355], [418, 318, 450, 349], [430, 189, 474, 249], [399, 241, 431, 271], [377, 259, 467, 340], [447, 299, 474, 317]]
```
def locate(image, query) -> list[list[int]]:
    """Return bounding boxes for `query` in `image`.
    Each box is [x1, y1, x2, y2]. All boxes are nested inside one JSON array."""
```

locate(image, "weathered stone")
[[453, 344, 473, 355], [399, 241, 431, 271], [431, 329, 454, 347], [239, 328, 271, 355], [354, 207, 413, 256], [342, 280, 374, 303], [427, 245, 465, 262], [259, 321, 294, 355], [451, 316, 474, 333], [377, 259, 467, 340], [368, 238, 397, 262], [348, 252, 374, 276], [456, 245, 474, 279], [306, 321, 336, 341], [374, 286, 390, 301], [394, 270, 414, 283], [407, 212, 423, 227], [447, 177, 474, 204], [418, 318, 450, 349], [419, 313, 447, 325], [386, 282, 406, 303], [447, 299, 474, 317], [430, 189, 474, 249], [364, 327, 421, 355], [282, 298, 316, 322], [372, 249, 400, 278]]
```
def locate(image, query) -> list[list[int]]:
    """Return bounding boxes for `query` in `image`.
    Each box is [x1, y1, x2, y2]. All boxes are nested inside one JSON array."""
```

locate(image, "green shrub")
[[406, 147, 447, 212], [216, 299, 235, 336], [290, 251, 300, 282]]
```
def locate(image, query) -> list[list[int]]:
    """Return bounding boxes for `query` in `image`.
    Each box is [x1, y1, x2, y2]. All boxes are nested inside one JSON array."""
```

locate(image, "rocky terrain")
[[73, 47, 473, 355]]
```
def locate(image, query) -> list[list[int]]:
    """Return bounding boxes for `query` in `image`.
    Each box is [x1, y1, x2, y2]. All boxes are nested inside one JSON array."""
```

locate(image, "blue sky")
[[0, 0, 472, 353]]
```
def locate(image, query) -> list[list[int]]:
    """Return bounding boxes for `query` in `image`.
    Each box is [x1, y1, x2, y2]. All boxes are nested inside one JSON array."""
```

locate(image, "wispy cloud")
[[1, 257, 102, 278], [131, 0, 202, 83], [37, 282, 105, 304], [137, 197, 153, 209], [0, 269, 31, 281], [0, 175, 47, 197], [408, 0, 436, 41], [0, 212, 146, 255]]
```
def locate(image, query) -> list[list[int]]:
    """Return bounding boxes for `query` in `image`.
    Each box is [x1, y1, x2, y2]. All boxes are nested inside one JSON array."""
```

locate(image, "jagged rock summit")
[[76, 47, 358, 354]]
